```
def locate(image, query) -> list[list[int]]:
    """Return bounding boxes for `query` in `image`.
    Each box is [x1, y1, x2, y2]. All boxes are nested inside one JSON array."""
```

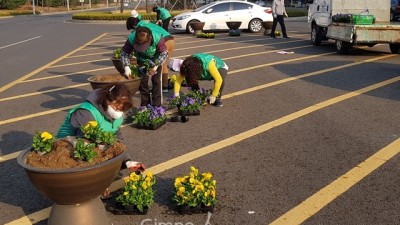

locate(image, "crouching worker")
[[174, 53, 228, 107], [56, 84, 146, 199]]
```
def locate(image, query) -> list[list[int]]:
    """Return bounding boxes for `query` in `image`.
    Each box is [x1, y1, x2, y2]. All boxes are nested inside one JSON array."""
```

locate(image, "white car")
[[172, 0, 273, 34]]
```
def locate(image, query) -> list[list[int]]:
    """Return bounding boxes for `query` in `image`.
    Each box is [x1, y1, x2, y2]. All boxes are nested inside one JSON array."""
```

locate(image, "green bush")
[[72, 11, 182, 21], [286, 8, 308, 17], [0, 0, 25, 10]]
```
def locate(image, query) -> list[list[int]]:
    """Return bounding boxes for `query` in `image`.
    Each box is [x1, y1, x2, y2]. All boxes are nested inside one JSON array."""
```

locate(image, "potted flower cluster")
[[168, 88, 210, 116], [196, 32, 215, 38], [114, 171, 156, 214], [111, 47, 137, 74], [80, 120, 117, 151], [332, 13, 353, 23], [132, 105, 167, 130], [18, 122, 128, 225], [172, 166, 217, 214]]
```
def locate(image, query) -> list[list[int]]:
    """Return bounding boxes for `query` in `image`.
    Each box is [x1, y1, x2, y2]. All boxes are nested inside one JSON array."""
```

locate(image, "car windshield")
[[193, 2, 217, 12]]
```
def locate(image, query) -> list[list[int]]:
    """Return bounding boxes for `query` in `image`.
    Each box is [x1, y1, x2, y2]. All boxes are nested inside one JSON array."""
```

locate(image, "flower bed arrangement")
[[173, 166, 217, 214], [113, 171, 156, 214], [332, 13, 353, 23], [26, 121, 125, 169], [168, 88, 210, 116], [132, 105, 167, 130], [196, 32, 215, 38]]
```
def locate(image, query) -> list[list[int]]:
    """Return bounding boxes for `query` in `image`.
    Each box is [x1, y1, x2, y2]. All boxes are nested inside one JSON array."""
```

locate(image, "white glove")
[[156, 20, 162, 25], [285, 13, 288, 18], [124, 66, 131, 78], [125, 161, 145, 172], [207, 95, 216, 104], [149, 66, 158, 76], [273, 14, 277, 19], [173, 92, 180, 98]]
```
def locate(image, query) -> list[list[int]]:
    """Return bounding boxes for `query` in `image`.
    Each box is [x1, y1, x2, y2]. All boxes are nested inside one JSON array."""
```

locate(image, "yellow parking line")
[[7, 73, 400, 225], [270, 139, 400, 225], [0, 33, 108, 94]]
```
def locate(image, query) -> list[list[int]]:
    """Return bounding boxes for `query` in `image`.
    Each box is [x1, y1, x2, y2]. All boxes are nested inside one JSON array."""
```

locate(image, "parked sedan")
[[172, 0, 273, 34]]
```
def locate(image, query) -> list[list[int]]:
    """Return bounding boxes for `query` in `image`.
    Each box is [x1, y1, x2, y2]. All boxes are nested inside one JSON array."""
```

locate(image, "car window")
[[232, 2, 252, 10], [209, 3, 231, 13]]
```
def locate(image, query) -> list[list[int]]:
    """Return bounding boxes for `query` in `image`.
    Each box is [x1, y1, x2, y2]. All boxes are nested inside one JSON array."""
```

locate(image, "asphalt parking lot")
[[1, 15, 400, 225]]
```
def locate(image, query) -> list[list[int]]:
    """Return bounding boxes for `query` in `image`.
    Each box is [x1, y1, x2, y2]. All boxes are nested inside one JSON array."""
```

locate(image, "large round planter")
[[261, 21, 273, 36], [18, 149, 127, 225], [111, 57, 137, 74], [88, 74, 141, 94], [189, 22, 205, 35], [226, 21, 242, 30]]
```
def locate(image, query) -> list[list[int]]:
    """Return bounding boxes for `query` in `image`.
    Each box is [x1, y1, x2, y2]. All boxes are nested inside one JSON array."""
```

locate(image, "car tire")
[[335, 40, 351, 54], [186, 20, 200, 34], [248, 19, 262, 33], [311, 24, 322, 46], [389, 43, 400, 54]]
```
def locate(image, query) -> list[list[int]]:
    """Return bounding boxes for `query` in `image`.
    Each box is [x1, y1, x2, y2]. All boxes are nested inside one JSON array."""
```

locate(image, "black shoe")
[[213, 98, 223, 107], [283, 36, 290, 39], [270, 35, 277, 39], [162, 83, 174, 93]]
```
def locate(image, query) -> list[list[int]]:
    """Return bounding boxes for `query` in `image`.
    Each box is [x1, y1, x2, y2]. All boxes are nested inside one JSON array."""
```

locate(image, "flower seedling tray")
[[178, 109, 201, 116], [177, 204, 214, 215], [135, 119, 166, 130]]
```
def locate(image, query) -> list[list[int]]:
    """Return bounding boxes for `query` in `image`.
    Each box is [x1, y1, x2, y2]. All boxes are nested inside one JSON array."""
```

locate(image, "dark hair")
[[97, 83, 133, 112], [152, 6, 158, 12], [180, 56, 202, 86], [126, 17, 139, 30], [134, 27, 152, 44]]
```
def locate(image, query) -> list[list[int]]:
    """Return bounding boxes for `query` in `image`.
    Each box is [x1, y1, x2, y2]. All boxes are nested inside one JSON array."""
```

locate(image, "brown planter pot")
[[261, 21, 273, 35], [226, 21, 242, 30], [189, 22, 205, 35], [88, 74, 141, 95], [18, 149, 127, 225]]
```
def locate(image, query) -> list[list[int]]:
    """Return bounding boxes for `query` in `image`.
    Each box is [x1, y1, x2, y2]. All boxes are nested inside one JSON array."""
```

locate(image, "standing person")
[[126, 10, 142, 31], [270, 0, 289, 39], [121, 26, 168, 107], [56, 83, 146, 174], [130, 19, 175, 93], [152, 5, 172, 32], [173, 53, 228, 107]]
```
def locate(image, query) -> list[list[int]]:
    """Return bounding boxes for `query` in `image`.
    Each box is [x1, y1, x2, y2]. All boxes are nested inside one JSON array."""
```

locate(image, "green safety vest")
[[158, 7, 171, 20], [57, 102, 123, 138], [128, 30, 162, 61], [193, 53, 225, 81]]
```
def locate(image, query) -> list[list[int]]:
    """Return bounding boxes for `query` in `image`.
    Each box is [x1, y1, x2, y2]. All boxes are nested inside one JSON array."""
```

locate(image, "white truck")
[[308, 0, 400, 53]]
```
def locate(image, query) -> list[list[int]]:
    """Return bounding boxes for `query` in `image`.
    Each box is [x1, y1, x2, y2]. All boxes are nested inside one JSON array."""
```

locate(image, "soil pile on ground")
[[25, 139, 126, 169]]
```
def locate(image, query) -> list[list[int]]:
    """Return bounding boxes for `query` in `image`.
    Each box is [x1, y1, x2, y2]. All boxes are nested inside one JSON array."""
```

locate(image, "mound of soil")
[[93, 74, 129, 82], [25, 139, 126, 169]]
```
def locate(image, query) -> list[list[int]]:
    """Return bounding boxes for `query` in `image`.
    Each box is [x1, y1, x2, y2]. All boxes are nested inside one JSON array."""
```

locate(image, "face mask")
[[107, 106, 124, 119]]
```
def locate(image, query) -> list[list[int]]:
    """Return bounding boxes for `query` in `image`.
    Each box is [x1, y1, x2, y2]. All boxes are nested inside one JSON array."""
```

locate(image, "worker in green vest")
[[152, 5, 171, 31], [173, 53, 228, 107], [126, 10, 142, 31], [56, 84, 145, 170], [130, 19, 175, 93], [121, 26, 168, 107]]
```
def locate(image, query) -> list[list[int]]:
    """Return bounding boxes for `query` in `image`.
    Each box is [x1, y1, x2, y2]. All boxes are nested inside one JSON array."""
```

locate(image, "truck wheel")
[[311, 24, 322, 46], [335, 40, 350, 54], [389, 44, 400, 54]]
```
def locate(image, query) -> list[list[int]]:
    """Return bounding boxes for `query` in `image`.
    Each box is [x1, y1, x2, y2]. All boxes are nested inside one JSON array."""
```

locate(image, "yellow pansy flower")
[[170, 74, 177, 81], [141, 182, 148, 190], [40, 132, 53, 141], [123, 191, 128, 195]]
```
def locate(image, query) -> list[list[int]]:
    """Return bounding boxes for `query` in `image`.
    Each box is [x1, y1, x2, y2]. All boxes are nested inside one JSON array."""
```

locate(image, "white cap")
[[130, 10, 138, 18]]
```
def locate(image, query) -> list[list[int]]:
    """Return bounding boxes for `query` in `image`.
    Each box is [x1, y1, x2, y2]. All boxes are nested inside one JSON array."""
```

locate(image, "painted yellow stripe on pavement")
[[269, 138, 400, 225], [0, 33, 108, 94], [0, 105, 79, 126], [8, 74, 400, 225], [0, 152, 20, 163]]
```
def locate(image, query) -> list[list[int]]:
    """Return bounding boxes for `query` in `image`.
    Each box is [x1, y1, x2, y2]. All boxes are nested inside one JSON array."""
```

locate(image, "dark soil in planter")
[[91, 74, 129, 82], [26, 139, 126, 169]]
